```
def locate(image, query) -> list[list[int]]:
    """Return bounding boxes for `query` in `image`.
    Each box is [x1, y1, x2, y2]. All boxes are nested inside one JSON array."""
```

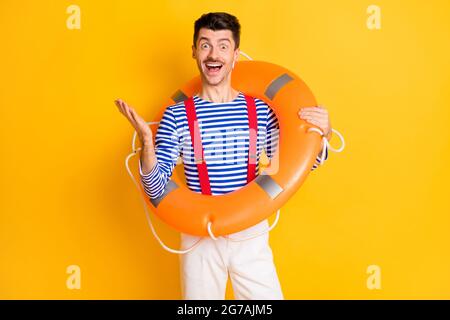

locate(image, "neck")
[[197, 85, 239, 103]]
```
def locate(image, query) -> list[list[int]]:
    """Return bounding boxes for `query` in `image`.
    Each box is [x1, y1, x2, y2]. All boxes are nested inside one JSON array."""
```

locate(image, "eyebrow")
[[198, 37, 231, 43]]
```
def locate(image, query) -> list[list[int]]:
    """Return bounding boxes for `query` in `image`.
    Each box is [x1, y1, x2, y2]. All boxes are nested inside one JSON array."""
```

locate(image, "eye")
[[220, 44, 228, 50], [201, 43, 209, 49]]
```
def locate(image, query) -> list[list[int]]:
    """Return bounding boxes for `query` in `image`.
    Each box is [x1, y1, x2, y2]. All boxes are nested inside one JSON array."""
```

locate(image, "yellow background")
[[1, 0, 449, 299]]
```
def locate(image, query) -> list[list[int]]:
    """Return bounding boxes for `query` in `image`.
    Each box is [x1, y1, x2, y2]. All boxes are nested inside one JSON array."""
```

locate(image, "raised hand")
[[115, 98, 153, 145]]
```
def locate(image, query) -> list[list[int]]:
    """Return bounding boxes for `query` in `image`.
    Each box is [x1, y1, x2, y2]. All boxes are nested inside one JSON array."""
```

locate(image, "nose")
[[207, 45, 220, 61]]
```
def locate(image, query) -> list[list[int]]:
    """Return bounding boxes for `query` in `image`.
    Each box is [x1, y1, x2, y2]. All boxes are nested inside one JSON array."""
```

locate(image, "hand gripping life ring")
[[137, 60, 326, 235]]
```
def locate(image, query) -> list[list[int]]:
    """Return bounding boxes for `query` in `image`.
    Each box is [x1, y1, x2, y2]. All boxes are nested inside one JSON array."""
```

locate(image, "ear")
[[235, 48, 240, 61], [192, 45, 196, 59], [232, 48, 240, 69]]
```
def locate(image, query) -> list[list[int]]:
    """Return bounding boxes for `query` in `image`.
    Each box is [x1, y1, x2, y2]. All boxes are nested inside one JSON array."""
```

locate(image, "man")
[[115, 12, 332, 300]]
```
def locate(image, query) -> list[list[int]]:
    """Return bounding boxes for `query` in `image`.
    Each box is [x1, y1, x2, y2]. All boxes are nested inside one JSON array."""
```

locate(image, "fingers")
[[300, 105, 326, 110], [305, 118, 323, 127], [299, 110, 328, 117], [129, 106, 146, 126], [115, 98, 138, 127], [115, 98, 131, 118], [297, 104, 330, 134], [299, 106, 328, 116], [115, 98, 127, 115], [299, 113, 327, 122], [123, 105, 135, 124], [128, 106, 137, 121], [298, 105, 329, 124], [302, 117, 329, 134]]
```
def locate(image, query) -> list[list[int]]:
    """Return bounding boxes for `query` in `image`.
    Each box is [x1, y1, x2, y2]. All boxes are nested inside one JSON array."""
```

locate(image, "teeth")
[[206, 63, 222, 67]]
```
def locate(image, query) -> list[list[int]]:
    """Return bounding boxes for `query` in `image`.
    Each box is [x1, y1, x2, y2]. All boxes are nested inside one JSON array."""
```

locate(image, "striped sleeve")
[[311, 143, 329, 171], [138, 105, 180, 199]]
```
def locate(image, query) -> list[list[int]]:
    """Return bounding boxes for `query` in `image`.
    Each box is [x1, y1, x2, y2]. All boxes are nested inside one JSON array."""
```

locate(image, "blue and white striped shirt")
[[139, 91, 328, 199]]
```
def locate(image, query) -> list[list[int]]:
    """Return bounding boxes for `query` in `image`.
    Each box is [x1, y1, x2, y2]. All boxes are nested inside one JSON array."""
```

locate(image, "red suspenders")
[[244, 95, 258, 183], [185, 96, 212, 195], [184, 94, 258, 195]]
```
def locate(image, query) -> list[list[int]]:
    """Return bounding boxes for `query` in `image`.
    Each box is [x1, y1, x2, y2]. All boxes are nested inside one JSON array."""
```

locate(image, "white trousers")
[[179, 219, 284, 300]]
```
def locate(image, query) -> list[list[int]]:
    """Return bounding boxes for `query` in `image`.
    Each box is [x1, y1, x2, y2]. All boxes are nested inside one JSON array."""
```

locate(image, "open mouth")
[[205, 62, 223, 74]]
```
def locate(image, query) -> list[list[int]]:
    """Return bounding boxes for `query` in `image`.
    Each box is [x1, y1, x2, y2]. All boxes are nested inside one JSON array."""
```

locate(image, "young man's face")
[[192, 28, 240, 86]]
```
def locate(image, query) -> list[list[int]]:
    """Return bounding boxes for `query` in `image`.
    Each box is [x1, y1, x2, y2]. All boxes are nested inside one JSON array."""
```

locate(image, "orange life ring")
[[137, 60, 324, 237]]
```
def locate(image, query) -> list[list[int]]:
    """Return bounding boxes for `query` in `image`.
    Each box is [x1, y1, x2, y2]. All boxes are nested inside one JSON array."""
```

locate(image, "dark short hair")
[[193, 12, 241, 49]]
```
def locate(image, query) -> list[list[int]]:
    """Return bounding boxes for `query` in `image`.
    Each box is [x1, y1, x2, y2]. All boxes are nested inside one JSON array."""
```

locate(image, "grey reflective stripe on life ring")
[[172, 90, 188, 104], [254, 175, 283, 200], [150, 180, 179, 208], [264, 73, 294, 100]]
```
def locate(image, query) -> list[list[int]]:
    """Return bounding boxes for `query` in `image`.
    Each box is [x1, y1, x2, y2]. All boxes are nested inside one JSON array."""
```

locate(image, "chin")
[[203, 75, 224, 86], [209, 78, 223, 85]]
